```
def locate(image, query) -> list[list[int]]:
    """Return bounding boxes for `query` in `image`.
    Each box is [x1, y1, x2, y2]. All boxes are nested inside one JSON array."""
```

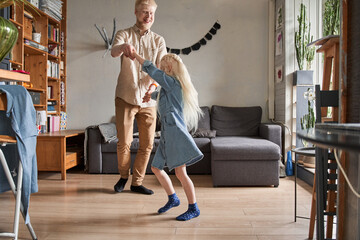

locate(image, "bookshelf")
[[8, 0, 67, 131]]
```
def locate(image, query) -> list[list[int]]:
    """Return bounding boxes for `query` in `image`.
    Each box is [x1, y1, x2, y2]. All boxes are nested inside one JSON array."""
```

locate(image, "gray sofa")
[[86, 105, 281, 187]]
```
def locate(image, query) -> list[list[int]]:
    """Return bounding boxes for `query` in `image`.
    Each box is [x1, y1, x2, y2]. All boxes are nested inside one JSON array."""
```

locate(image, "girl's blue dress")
[[142, 60, 203, 171]]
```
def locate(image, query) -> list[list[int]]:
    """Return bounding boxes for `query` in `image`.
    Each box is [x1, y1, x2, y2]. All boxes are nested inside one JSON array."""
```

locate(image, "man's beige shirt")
[[112, 25, 167, 107]]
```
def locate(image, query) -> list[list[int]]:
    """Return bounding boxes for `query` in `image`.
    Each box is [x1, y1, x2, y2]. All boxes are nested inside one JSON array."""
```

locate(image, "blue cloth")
[[0, 85, 38, 224], [142, 60, 203, 171]]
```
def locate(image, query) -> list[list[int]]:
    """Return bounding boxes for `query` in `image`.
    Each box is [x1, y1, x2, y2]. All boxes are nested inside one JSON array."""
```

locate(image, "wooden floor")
[[0, 170, 313, 240]]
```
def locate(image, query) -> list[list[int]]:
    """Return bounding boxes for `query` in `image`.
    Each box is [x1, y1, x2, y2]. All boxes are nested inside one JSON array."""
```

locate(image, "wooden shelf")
[[48, 54, 60, 61], [48, 39, 60, 45], [24, 44, 47, 56], [34, 104, 46, 108], [7, 0, 67, 122], [9, 18, 22, 28], [0, 69, 30, 82], [26, 87, 45, 92]]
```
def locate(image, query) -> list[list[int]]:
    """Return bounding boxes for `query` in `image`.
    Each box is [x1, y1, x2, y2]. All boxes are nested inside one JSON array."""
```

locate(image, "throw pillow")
[[192, 129, 216, 138]]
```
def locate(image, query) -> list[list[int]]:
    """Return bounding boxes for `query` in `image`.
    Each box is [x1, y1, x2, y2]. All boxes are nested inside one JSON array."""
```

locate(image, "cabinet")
[[36, 130, 84, 180], [8, 0, 67, 127]]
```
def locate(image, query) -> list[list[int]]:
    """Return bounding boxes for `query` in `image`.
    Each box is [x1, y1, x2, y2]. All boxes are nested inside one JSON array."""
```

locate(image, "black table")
[[298, 123, 360, 240]]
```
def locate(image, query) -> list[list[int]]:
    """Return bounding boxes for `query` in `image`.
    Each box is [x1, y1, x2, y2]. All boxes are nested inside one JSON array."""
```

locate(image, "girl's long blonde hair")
[[160, 54, 203, 131]]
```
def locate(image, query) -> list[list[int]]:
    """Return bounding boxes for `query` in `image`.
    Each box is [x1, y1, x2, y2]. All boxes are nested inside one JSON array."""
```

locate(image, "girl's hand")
[[133, 50, 145, 65], [142, 91, 151, 103]]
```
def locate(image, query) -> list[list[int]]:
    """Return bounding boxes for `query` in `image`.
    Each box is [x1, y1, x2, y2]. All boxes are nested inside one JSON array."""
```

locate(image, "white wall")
[[67, 0, 270, 129]]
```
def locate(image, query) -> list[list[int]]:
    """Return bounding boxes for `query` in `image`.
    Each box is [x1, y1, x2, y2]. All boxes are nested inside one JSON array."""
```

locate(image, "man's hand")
[[122, 44, 135, 60]]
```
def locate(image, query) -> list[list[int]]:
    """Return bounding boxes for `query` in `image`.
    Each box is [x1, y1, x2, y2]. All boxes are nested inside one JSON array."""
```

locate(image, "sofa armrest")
[[87, 126, 103, 173], [259, 123, 282, 150]]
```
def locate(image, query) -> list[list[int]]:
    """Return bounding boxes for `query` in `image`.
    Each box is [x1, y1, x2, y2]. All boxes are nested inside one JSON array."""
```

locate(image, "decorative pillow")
[[192, 129, 216, 138], [197, 106, 211, 130], [98, 123, 117, 143]]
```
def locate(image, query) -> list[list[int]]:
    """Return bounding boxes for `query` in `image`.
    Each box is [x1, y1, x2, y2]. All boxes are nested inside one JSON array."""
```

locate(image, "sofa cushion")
[[211, 136, 280, 161], [193, 137, 211, 153], [211, 105, 262, 136], [192, 129, 216, 138], [101, 140, 117, 153]]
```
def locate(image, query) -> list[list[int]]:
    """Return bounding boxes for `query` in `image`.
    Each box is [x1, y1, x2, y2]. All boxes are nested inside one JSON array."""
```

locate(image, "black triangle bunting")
[[166, 21, 221, 55]]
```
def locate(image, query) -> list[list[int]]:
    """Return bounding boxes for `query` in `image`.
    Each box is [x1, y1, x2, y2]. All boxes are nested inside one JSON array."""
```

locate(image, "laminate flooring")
[[0, 170, 313, 240]]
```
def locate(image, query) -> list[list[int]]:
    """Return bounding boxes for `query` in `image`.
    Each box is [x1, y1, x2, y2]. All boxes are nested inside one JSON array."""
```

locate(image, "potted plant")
[[293, 3, 316, 85], [293, 3, 316, 167]]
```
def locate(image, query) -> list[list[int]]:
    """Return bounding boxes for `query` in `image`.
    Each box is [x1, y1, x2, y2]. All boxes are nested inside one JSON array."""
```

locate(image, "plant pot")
[[293, 70, 314, 85], [0, 16, 18, 63]]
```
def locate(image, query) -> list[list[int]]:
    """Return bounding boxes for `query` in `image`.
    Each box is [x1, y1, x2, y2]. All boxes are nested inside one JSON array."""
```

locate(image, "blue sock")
[[176, 202, 200, 221], [158, 193, 180, 214]]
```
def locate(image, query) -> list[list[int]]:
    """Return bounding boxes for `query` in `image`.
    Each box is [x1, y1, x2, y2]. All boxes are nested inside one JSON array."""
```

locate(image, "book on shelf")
[[24, 39, 48, 52], [60, 81, 65, 105], [60, 31, 65, 53], [47, 60, 59, 78], [47, 86, 53, 98], [47, 115, 60, 132], [48, 25, 60, 42], [48, 43, 59, 56], [47, 100, 57, 106], [40, 0, 63, 21]]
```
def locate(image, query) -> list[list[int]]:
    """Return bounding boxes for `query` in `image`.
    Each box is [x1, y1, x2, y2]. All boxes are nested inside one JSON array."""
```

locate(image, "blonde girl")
[[134, 52, 203, 221]]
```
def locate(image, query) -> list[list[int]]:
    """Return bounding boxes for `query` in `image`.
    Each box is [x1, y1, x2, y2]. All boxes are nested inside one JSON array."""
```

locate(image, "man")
[[111, 0, 166, 195]]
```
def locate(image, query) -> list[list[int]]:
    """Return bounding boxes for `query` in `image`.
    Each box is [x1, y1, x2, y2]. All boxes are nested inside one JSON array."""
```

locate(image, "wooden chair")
[[308, 84, 339, 239], [0, 93, 37, 240]]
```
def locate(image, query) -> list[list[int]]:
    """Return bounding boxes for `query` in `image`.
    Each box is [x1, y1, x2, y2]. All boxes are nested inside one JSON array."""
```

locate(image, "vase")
[[0, 16, 18, 63]]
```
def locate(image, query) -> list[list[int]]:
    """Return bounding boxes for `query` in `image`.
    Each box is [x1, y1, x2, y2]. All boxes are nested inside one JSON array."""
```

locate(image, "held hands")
[[128, 47, 151, 103], [132, 49, 145, 65], [122, 44, 136, 60], [122, 44, 144, 65]]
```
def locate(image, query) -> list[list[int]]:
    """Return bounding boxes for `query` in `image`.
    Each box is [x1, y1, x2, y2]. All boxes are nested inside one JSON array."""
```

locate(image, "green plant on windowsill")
[[295, 3, 316, 70], [323, 0, 340, 36]]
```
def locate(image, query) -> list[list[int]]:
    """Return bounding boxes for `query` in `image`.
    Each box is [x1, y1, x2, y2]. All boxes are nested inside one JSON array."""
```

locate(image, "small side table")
[[36, 130, 85, 180], [292, 147, 315, 222]]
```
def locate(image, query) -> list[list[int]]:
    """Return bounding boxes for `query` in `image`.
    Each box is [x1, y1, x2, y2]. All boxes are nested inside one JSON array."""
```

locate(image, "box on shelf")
[[28, 91, 40, 104]]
